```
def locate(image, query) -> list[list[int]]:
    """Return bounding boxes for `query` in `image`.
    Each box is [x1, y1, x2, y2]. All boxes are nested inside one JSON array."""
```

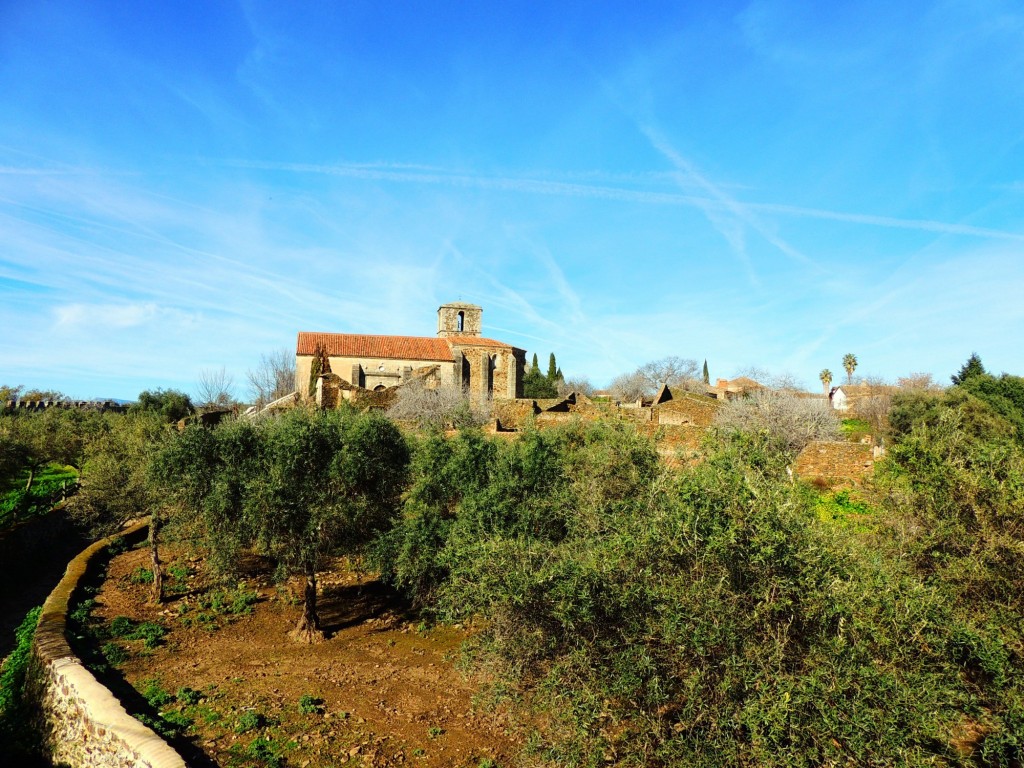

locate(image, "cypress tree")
[[703, 359, 709, 385], [547, 353, 558, 382], [951, 353, 986, 385], [531, 353, 540, 374]]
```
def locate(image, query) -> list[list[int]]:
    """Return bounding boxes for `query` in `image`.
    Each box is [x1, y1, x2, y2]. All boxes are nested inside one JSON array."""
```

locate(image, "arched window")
[[457, 311, 464, 332]]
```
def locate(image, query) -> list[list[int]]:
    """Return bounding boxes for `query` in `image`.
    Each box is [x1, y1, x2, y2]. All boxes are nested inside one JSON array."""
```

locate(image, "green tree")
[[819, 368, 833, 395], [69, 410, 171, 601], [951, 352, 986, 386], [159, 408, 409, 641], [523, 351, 559, 398], [842, 353, 858, 384], [0, 385, 23, 402], [703, 359, 710, 385], [131, 389, 193, 423]]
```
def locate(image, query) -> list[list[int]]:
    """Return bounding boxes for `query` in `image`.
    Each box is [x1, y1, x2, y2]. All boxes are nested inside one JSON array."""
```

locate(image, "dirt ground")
[[89, 544, 518, 768]]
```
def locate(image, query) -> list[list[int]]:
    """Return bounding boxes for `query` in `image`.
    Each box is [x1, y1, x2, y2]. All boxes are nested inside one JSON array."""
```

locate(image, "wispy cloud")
[[55, 302, 160, 330], [219, 158, 1024, 243]]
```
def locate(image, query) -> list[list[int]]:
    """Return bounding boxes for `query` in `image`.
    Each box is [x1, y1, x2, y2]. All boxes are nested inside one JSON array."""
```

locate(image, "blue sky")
[[2, 1, 1023, 400]]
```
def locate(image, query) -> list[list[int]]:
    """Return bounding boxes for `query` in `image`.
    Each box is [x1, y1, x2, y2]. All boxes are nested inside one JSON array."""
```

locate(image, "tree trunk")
[[290, 563, 324, 643], [24, 464, 35, 493], [149, 509, 164, 604]]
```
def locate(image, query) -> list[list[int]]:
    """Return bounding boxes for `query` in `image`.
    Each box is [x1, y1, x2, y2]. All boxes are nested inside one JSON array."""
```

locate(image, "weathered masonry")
[[295, 302, 526, 401]]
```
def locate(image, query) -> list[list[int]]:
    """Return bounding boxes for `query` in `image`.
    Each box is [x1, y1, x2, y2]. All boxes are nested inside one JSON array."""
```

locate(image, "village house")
[[295, 303, 526, 404]]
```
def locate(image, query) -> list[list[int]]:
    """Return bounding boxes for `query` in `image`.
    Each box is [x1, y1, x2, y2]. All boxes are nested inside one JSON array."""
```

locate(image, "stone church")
[[295, 302, 526, 401]]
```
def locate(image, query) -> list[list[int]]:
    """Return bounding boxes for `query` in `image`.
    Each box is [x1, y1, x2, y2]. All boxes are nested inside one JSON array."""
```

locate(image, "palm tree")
[[842, 353, 858, 385], [819, 369, 833, 396]]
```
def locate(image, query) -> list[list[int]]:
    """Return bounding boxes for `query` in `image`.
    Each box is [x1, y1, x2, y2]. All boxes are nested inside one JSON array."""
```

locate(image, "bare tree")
[[610, 371, 651, 402], [247, 348, 297, 407], [557, 376, 596, 398], [896, 372, 943, 392], [637, 356, 702, 392], [387, 380, 492, 429], [850, 375, 893, 434], [714, 389, 841, 453], [731, 366, 804, 392], [196, 367, 235, 410], [611, 356, 702, 401]]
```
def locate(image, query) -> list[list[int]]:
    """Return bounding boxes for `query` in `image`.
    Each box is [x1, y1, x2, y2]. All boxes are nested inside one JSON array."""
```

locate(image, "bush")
[[387, 380, 492, 429], [714, 389, 841, 454], [0, 606, 41, 752], [379, 422, 1023, 766]]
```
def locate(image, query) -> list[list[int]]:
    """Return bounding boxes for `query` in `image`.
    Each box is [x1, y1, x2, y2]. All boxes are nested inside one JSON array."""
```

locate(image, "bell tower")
[[437, 302, 482, 337]]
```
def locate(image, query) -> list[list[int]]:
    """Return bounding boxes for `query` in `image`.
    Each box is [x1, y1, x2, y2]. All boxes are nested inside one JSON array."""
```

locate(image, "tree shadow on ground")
[[317, 580, 413, 636]]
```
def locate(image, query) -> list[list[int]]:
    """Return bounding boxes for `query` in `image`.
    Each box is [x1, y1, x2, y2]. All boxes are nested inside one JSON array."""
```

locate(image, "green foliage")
[[244, 737, 286, 768], [157, 407, 409, 635], [958, 371, 1024, 443], [840, 417, 871, 438], [297, 693, 324, 714], [67, 409, 170, 537], [523, 351, 561, 398], [236, 710, 267, 733], [0, 605, 42, 751], [879, 391, 1024, 606], [132, 388, 193, 422], [815, 489, 875, 528], [100, 641, 130, 666], [128, 566, 155, 584], [177, 585, 259, 630], [143, 678, 174, 708], [842, 352, 858, 383], [106, 616, 166, 649], [177, 686, 202, 705], [379, 420, 1023, 766], [952, 352, 987, 385], [0, 464, 77, 528]]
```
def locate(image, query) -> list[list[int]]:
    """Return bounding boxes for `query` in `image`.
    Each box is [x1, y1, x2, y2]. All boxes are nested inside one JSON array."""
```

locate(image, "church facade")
[[295, 303, 526, 401]]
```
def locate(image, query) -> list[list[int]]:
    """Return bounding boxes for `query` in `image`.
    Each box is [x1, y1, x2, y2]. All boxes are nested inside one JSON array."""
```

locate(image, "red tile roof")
[[453, 337, 519, 349], [297, 333, 455, 362], [296, 333, 517, 361]]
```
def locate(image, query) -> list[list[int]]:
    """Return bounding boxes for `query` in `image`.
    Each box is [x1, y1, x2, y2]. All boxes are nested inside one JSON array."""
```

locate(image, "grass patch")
[[815, 489, 876, 530], [0, 463, 78, 529]]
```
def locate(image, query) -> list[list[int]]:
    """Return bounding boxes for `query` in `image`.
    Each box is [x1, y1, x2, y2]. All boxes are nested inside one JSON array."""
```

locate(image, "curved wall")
[[27, 520, 187, 768]]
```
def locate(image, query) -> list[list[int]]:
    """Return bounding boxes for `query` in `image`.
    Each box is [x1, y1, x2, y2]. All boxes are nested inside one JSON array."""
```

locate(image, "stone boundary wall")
[[792, 441, 875, 485], [26, 520, 187, 768]]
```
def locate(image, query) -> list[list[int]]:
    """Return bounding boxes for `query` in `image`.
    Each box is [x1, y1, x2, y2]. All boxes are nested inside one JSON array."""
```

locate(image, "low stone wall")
[[26, 520, 187, 768], [793, 441, 875, 486]]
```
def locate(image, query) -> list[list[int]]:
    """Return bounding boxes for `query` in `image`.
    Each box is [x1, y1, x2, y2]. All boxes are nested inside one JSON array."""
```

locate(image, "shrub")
[[142, 678, 174, 708], [298, 694, 323, 714], [128, 566, 154, 585], [0, 606, 41, 751], [176, 686, 202, 706], [236, 710, 265, 733], [714, 388, 841, 454], [381, 422, 1023, 766]]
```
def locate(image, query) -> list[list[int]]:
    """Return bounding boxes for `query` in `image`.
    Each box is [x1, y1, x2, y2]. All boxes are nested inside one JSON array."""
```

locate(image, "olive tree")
[[158, 407, 409, 642]]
